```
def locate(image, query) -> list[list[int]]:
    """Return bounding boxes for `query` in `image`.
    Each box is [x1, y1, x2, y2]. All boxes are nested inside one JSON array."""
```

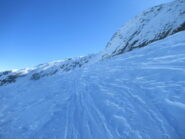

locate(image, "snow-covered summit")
[[101, 0, 185, 58]]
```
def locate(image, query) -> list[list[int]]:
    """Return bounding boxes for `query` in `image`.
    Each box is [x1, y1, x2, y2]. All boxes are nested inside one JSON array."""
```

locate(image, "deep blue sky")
[[0, 0, 172, 71]]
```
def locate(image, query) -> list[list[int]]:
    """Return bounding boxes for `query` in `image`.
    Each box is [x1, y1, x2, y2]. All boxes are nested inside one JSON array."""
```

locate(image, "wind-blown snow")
[[0, 31, 185, 139], [1, 0, 185, 138]]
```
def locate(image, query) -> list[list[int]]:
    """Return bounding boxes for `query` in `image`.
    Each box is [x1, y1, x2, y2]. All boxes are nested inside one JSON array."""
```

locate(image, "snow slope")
[[0, 30, 185, 139], [1, 0, 185, 138], [101, 0, 185, 58]]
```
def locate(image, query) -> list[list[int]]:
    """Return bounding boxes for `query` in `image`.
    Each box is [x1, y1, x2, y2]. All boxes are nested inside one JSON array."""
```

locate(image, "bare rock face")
[[101, 0, 185, 58], [0, 71, 25, 86]]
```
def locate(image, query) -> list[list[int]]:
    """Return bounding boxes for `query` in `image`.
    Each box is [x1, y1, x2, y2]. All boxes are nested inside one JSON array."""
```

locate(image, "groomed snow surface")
[[0, 31, 185, 139]]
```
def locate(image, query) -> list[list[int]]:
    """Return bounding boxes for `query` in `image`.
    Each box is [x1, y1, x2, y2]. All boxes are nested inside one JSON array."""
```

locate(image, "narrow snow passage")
[[0, 32, 185, 139]]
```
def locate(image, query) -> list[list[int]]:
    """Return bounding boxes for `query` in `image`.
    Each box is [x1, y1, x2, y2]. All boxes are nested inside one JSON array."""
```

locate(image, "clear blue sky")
[[0, 0, 172, 71]]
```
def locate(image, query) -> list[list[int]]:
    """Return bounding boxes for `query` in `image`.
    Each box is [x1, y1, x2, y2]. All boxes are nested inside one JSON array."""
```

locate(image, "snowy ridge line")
[[0, 55, 93, 86], [101, 0, 185, 58]]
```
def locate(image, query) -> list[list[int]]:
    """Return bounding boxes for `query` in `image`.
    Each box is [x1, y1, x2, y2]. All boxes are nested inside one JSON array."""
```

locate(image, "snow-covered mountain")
[[0, 0, 185, 139], [101, 0, 185, 58]]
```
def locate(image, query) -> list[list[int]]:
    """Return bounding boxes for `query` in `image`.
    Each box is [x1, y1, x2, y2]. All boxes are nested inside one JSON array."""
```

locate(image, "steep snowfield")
[[101, 0, 185, 58], [0, 31, 185, 139]]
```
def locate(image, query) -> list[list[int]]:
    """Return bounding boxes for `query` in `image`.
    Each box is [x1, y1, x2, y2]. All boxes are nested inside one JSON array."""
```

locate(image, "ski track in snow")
[[0, 33, 185, 138]]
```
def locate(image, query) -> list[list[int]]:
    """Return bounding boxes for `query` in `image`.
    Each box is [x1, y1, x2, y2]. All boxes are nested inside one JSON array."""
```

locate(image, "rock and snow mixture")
[[101, 0, 185, 58]]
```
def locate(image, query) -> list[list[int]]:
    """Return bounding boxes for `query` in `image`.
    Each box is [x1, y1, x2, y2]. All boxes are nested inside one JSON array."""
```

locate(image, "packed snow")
[[0, 31, 185, 139]]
